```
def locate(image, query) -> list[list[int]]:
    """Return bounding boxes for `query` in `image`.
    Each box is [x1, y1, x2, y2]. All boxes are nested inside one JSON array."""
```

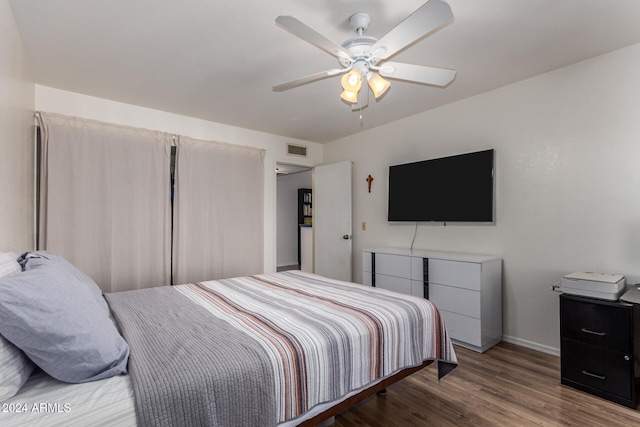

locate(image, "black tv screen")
[[388, 149, 495, 222]]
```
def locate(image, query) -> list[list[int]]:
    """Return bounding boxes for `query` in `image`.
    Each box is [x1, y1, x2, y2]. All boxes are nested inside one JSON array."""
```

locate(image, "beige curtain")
[[173, 136, 264, 284], [38, 112, 172, 292]]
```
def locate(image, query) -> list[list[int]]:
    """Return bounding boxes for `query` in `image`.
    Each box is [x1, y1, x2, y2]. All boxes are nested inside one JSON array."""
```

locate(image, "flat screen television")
[[388, 149, 495, 222]]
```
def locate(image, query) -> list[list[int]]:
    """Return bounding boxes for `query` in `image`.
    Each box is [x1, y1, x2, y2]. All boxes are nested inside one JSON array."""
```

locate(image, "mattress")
[[0, 371, 135, 426], [0, 364, 421, 427]]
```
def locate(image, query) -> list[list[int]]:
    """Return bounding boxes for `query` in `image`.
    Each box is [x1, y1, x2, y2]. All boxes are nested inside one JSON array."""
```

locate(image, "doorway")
[[275, 163, 312, 271]]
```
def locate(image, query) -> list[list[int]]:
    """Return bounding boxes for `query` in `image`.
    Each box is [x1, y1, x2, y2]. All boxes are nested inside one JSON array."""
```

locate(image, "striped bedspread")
[[177, 270, 458, 424]]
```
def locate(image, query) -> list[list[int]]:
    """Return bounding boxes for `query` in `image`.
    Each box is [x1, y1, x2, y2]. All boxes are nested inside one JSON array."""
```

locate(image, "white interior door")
[[313, 161, 352, 281]]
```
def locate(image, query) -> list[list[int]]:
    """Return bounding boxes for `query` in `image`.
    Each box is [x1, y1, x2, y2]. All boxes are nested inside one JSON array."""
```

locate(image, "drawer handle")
[[581, 370, 606, 381], [580, 328, 606, 337]]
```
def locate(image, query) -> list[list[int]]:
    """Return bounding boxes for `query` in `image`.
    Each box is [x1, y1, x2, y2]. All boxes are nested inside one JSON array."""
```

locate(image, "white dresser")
[[363, 248, 502, 353]]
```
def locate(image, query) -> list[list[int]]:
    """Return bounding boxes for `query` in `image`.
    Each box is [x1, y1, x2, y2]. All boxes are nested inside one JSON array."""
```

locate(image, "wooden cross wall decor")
[[366, 174, 374, 193]]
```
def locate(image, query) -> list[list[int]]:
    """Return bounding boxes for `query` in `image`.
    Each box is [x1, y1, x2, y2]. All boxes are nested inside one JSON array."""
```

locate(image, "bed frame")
[[299, 360, 433, 426]]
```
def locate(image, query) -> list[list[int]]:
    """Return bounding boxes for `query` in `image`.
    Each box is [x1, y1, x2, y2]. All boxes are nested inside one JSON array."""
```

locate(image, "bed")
[[0, 251, 457, 426]]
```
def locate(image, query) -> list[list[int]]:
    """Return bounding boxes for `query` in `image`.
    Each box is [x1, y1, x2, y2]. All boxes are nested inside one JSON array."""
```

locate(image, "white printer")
[[560, 272, 627, 301]]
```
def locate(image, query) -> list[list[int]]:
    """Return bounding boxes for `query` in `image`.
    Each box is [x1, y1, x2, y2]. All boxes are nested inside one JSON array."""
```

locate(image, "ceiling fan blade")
[[352, 85, 369, 111], [380, 62, 456, 86], [372, 0, 453, 60], [273, 69, 345, 92], [276, 16, 351, 59]]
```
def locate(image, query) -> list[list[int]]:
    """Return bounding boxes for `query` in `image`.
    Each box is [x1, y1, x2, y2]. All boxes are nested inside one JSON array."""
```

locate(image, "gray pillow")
[[0, 259, 129, 383], [19, 251, 108, 313]]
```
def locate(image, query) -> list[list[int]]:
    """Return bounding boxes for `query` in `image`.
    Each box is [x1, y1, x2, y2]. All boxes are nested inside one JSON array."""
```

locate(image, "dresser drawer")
[[375, 254, 411, 279], [410, 257, 427, 281], [362, 271, 372, 286], [411, 280, 424, 298], [438, 310, 481, 347], [429, 259, 481, 290], [362, 252, 372, 273], [561, 339, 634, 401], [375, 274, 411, 295], [560, 295, 632, 351], [430, 283, 480, 318]]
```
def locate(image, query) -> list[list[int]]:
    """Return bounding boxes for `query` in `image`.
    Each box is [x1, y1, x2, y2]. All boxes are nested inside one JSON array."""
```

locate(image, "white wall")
[[276, 170, 312, 267], [324, 43, 640, 355], [34, 86, 323, 272], [0, 0, 34, 252]]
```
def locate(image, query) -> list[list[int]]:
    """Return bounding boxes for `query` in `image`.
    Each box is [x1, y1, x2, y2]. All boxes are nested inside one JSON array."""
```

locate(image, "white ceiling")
[[10, 0, 640, 143]]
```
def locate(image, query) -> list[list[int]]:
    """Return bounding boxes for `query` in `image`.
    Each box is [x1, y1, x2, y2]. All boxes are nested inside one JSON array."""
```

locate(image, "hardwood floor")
[[332, 342, 640, 426]]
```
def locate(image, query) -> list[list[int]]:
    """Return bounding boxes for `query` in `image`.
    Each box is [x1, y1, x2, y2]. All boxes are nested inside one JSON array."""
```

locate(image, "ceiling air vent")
[[286, 143, 307, 157]]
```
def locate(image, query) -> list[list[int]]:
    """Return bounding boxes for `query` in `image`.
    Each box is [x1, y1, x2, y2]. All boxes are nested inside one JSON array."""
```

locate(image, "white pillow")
[[0, 335, 35, 402], [0, 252, 21, 279], [0, 252, 35, 401]]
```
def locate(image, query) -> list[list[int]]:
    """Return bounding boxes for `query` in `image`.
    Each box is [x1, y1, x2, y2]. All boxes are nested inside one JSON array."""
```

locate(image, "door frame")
[[271, 160, 315, 273]]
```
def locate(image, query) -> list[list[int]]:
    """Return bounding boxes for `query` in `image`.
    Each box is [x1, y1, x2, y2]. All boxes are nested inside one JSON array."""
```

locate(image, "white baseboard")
[[502, 335, 560, 357]]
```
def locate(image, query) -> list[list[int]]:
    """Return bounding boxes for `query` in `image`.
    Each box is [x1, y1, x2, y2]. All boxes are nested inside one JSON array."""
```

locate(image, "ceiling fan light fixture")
[[367, 72, 390, 99], [340, 89, 359, 103], [341, 68, 362, 92], [340, 68, 363, 103]]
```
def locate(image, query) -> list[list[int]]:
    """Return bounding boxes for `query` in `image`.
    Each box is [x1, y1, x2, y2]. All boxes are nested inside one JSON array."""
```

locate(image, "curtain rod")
[[34, 112, 176, 140], [31, 112, 264, 153]]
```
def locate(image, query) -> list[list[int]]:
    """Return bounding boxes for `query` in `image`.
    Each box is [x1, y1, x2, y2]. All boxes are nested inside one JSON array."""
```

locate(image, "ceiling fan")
[[272, 0, 456, 110]]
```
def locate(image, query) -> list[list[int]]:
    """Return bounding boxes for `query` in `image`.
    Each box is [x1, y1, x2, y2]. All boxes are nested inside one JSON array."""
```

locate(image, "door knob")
[[343, 234, 351, 240]]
